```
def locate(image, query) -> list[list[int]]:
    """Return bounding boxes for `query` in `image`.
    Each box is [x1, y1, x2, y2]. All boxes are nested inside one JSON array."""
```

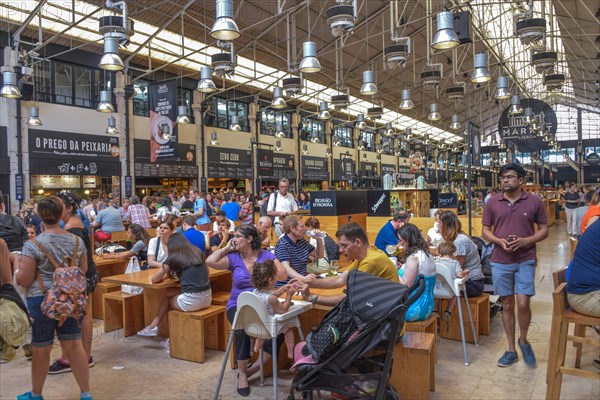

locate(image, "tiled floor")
[[1, 223, 599, 399]]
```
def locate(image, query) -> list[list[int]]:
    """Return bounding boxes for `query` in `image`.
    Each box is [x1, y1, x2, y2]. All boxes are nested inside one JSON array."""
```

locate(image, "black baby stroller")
[[288, 269, 425, 400]]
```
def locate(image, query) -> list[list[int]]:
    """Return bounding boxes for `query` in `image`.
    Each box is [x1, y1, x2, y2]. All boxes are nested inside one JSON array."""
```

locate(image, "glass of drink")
[[330, 260, 339, 275], [385, 244, 397, 255]]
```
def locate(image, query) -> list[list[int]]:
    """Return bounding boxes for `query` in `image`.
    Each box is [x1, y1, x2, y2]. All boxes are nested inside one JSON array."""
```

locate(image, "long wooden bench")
[[103, 291, 144, 337], [168, 305, 227, 363]]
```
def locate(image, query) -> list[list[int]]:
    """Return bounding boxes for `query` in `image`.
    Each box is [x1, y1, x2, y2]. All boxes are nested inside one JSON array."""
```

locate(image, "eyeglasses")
[[279, 185, 289, 189], [500, 175, 518, 181], [233, 234, 246, 239]]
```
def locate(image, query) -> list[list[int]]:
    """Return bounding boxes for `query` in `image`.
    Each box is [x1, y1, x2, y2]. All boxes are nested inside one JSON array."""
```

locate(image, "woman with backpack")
[[16, 196, 92, 400], [45, 193, 99, 375]]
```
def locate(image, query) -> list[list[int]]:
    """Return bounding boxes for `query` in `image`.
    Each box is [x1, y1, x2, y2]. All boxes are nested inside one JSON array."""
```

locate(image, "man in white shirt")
[[212, 210, 235, 233], [267, 178, 299, 237]]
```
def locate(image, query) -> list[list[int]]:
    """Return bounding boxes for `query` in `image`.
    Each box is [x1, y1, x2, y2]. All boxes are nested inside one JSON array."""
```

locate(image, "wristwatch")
[[310, 294, 318, 304]]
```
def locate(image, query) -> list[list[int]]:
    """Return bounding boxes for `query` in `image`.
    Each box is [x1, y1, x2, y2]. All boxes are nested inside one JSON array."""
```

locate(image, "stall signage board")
[[367, 190, 391, 216], [134, 139, 198, 177], [438, 192, 458, 208], [273, 154, 296, 180], [124, 175, 132, 197], [257, 148, 274, 177], [148, 80, 178, 162], [360, 162, 377, 177], [15, 174, 23, 201], [468, 121, 482, 166], [381, 163, 395, 176], [342, 158, 355, 179], [394, 165, 414, 186], [28, 129, 121, 176], [586, 152, 599, 165], [207, 147, 251, 179], [309, 191, 337, 216], [498, 98, 557, 152], [301, 156, 329, 180]]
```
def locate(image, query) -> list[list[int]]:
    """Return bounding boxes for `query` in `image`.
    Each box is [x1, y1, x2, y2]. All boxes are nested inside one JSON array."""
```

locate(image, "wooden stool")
[[169, 305, 227, 363], [406, 314, 438, 364], [211, 291, 230, 306], [439, 293, 490, 343], [389, 332, 435, 399], [91, 282, 121, 319], [546, 283, 600, 399], [103, 291, 144, 337]]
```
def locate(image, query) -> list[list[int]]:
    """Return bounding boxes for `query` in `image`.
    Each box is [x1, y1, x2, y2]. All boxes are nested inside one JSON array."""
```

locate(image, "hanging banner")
[[273, 154, 296, 180], [257, 148, 274, 177], [467, 121, 481, 166], [498, 98, 557, 152], [149, 80, 178, 162]]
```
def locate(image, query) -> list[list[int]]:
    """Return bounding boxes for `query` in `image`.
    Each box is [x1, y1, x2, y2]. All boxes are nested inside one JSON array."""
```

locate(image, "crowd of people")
[[1, 168, 598, 399]]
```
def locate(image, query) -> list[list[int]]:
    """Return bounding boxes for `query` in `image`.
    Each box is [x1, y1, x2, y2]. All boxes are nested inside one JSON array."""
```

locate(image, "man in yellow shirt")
[[293, 222, 398, 307]]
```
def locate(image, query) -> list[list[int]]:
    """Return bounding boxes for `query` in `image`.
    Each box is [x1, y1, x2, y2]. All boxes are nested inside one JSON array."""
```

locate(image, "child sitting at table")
[[137, 233, 212, 351], [251, 260, 296, 358], [437, 241, 469, 321]]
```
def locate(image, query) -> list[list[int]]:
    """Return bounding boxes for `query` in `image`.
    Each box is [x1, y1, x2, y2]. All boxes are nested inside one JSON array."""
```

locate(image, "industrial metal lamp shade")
[[495, 76, 511, 100], [431, 11, 459, 50], [96, 90, 115, 112], [310, 132, 321, 143], [197, 66, 217, 93], [508, 95, 523, 115], [399, 89, 414, 110], [360, 70, 378, 96], [0, 71, 21, 98], [229, 115, 241, 131], [105, 116, 118, 134], [302, 144, 309, 155], [176, 106, 191, 124], [470, 53, 492, 83], [210, 131, 219, 145], [523, 107, 535, 125], [28, 106, 43, 126], [299, 42, 321, 73], [405, 127, 412, 140], [317, 101, 331, 120], [428, 103, 441, 121], [275, 140, 283, 151], [357, 140, 366, 151], [210, 0, 240, 41], [332, 135, 342, 146], [275, 123, 285, 138], [450, 114, 462, 130], [385, 122, 395, 137], [362, 152, 368, 161], [356, 113, 367, 130], [271, 86, 287, 109], [98, 36, 124, 71]]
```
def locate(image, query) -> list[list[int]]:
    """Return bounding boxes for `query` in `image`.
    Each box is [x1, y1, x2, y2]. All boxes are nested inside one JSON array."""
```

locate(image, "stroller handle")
[[403, 274, 426, 309]]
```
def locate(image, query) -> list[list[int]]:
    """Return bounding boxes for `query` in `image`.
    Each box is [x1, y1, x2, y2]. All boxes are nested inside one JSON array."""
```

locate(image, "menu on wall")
[[134, 139, 198, 177], [28, 129, 121, 176], [381, 163, 395, 176], [301, 156, 329, 180], [207, 146, 251, 179], [272, 153, 296, 180], [359, 162, 377, 177]]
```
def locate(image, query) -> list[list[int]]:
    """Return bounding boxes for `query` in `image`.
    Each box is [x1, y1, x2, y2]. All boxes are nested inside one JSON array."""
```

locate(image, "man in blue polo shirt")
[[274, 215, 324, 286], [374, 211, 410, 251], [182, 216, 206, 255]]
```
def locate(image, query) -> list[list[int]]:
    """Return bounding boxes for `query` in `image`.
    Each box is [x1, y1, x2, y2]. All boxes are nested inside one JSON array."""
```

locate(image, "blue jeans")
[[491, 260, 536, 297]]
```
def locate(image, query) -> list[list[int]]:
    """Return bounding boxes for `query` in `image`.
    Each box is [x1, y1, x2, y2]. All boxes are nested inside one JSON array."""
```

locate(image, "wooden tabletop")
[[102, 268, 231, 289], [93, 255, 128, 266]]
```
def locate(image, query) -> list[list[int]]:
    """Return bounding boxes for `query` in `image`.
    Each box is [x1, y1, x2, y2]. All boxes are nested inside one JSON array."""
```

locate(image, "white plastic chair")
[[434, 262, 479, 365], [213, 292, 313, 400]]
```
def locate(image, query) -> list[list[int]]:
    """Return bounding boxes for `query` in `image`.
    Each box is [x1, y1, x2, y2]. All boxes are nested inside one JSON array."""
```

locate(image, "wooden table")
[[103, 268, 232, 337], [93, 255, 127, 278]]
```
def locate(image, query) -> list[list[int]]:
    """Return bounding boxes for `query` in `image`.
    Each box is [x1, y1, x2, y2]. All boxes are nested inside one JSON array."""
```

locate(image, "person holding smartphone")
[[482, 163, 548, 369]]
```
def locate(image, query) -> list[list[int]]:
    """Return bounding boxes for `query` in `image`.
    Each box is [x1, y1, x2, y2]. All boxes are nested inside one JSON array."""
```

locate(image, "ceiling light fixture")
[[495, 76, 511, 100], [385, 122, 395, 137], [310, 132, 321, 143], [98, 36, 124, 71], [0, 70, 21, 98], [326, 1, 356, 38], [271, 86, 287, 109], [229, 115, 241, 131], [432, 11, 460, 50], [332, 135, 342, 146], [450, 114, 462, 130], [282, 76, 302, 97], [275, 123, 285, 138], [428, 103, 441, 121], [356, 113, 367, 130], [210, 131, 219, 145], [176, 105, 191, 124], [27, 106, 43, 126], [210, 0, 240, 41], [197, 66, 217, 93], [275, 140, 283, 152], [470, 53, 492, 83], [508, 95, 523, 115], [105, 116, 118, 134], [399, 89, 414, 110], [317, 101, 331, 120], [96, 90, 115, 113], [302, 144, 309, 155], [360, 70, 378, 95], [299, 42, 321, 73], [357, 140, 366, 151], [523, 107, 535, 125]]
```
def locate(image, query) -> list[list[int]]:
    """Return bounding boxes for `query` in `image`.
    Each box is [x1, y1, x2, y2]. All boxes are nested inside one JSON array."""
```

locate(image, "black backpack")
[[0, 215, 24, 252], [261, 192, 278, 223], [323, 234, 340, 262]]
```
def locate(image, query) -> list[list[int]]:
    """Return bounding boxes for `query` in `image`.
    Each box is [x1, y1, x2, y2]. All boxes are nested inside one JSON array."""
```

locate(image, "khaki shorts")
[[567, 291, 600, 318]]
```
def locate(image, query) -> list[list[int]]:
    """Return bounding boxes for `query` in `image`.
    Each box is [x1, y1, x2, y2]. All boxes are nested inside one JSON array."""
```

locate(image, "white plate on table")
[[319, 272, 339, 278]]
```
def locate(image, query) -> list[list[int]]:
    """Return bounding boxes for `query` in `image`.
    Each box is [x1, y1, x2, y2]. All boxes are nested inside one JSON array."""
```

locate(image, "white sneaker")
[[137, 326, 158, 337], [159, 338, 170, 351]]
